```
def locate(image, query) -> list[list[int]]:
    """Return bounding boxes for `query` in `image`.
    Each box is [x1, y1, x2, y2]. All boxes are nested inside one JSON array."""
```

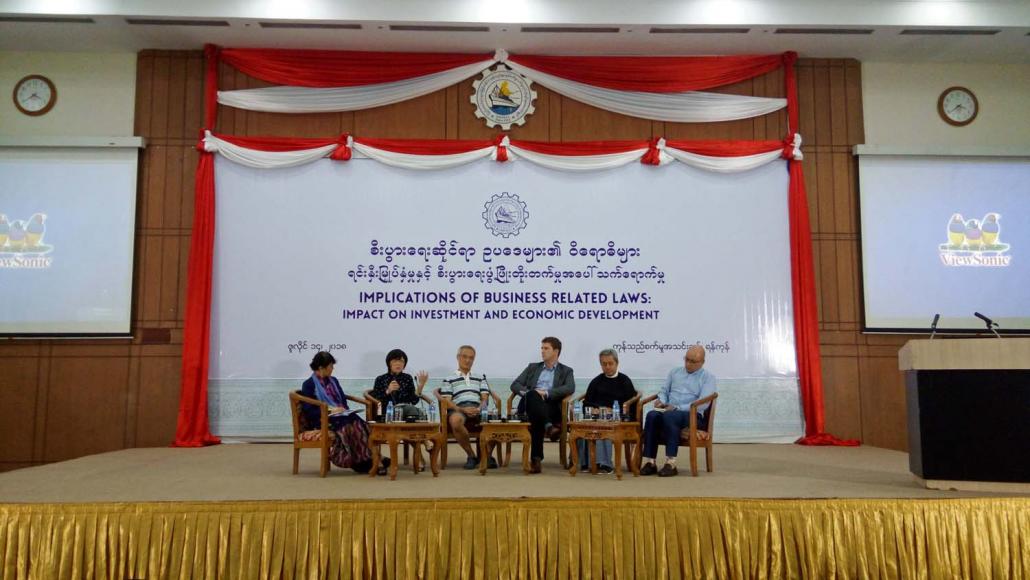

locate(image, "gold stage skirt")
[[1, 497, 1027, 579]]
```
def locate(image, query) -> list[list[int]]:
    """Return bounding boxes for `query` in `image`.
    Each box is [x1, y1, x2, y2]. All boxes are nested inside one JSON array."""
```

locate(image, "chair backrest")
[[288, 391, 304, 437], [700, 395, 716, 434]]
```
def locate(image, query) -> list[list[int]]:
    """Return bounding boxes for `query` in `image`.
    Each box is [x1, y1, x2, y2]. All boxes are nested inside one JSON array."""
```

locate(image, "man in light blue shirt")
[[641, 345, 717, 477]]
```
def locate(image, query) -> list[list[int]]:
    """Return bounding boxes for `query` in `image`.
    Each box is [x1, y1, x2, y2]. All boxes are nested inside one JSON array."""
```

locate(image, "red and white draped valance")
[[202, 131, 803, 173], [216, 48, 787, 123]]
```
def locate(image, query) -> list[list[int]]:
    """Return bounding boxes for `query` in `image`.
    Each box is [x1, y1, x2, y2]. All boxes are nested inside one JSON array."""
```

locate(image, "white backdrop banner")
[[209, 157, 803, 441]]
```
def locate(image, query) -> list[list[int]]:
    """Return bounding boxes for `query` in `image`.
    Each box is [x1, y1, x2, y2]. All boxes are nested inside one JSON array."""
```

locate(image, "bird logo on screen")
[[939, 212, 1009, 268], [0, 212, 53, 269]]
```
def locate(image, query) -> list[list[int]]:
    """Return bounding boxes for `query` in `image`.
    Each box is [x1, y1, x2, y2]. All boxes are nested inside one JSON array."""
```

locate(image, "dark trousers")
[[643, 409, 705, 459], [518, 390, 563, 460]]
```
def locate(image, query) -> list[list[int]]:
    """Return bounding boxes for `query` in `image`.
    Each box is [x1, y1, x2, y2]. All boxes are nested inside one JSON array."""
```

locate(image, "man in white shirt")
[[437, 345, 495, 469]]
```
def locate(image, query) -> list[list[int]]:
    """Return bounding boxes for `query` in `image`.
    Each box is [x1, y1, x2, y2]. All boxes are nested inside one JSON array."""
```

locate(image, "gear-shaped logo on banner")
[[471, 65, 537, 130], [482, 193, 528, 238]]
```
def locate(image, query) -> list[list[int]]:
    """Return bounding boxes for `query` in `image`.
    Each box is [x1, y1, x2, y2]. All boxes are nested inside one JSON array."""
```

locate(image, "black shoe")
[[530, 458, 542, 474], [658, 463, 678, 477], [546, 425, 561, 441], [598, 465, 614, 474], [488, 456, 499, 469], [640, 462, 658, 476], [463, 456, 478, 470], [376, 458, 391, 475]]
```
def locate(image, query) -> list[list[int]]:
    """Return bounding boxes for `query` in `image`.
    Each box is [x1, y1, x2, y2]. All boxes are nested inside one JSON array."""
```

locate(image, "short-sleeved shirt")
[[440, 371, 489, 406]]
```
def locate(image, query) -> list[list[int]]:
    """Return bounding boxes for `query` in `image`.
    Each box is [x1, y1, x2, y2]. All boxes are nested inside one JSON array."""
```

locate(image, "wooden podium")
[[899, 338, 1030, 492]]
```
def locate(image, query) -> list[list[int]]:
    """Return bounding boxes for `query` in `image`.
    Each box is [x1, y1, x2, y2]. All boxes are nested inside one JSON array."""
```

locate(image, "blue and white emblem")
[[471, 65, 537, 130], [482, 193, 528, 238]]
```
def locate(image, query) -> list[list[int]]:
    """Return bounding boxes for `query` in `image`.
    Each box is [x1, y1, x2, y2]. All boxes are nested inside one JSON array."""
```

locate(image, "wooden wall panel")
[[0, 358, 39, 464], [43, 357, 130, 462], [821, 354, 863, 441], [0, 51, 914, 474]]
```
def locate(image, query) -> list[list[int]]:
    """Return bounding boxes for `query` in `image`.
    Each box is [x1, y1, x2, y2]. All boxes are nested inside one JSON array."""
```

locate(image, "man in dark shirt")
[[578, 348, 637, 473]]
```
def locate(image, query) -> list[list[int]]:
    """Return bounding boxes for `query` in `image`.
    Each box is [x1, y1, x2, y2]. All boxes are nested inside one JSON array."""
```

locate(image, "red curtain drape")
[[173, 151, 220, 447], [782, 52, 859, 446], [220, 48, 492, 88], [508, 54, 784, 93], [173, 46, 222, 447]]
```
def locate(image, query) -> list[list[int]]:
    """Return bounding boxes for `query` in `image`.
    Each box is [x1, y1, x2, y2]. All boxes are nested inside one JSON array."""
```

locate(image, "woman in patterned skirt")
[[301, 351, 387, 474]]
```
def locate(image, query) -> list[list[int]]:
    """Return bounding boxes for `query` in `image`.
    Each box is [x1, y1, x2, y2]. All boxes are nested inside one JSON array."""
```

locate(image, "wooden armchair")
[[505, 392, 575, 468], [289, 390, 371, 477], [363, 384, 437, 466], [433, 388, 504, 469], [570, 392, 642, 472], [638, 392, 718, 476]]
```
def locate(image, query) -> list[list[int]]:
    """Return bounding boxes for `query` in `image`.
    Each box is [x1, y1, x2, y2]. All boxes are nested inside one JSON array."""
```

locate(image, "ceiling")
[[1, 0, 1028, 62]]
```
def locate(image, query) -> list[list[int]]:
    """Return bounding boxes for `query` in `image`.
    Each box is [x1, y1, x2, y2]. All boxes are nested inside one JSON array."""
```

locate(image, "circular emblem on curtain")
[[471, 65, 537, 130], [482, 192, 528, 238]]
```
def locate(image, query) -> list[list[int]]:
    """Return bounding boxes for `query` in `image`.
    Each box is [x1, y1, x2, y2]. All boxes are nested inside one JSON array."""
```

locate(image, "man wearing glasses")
[[640, 344, 717, 477]]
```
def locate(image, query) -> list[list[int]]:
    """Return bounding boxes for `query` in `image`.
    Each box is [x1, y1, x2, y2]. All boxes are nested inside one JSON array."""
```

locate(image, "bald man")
[[640, 345, 717, 477]]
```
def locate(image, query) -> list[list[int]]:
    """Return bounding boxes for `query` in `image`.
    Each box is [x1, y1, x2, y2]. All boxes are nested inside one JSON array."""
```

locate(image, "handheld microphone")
[[929, 314, 940, 340]]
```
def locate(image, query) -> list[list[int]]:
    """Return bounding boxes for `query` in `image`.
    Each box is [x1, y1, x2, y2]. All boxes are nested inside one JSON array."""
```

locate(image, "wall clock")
[[13, 74, 57, 116], [937, 86, 978, 127]]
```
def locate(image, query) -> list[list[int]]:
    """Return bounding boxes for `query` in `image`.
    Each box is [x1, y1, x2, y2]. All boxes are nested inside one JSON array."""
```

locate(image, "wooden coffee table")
[[478, 421, 531, 475], [368, 422, 445, 480], [567, 420, 641, 480]]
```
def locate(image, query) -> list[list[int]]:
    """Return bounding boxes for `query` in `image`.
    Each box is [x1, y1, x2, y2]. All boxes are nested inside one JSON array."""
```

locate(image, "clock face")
[[938, 87, 977, 126], [13, 75, 56, 116]]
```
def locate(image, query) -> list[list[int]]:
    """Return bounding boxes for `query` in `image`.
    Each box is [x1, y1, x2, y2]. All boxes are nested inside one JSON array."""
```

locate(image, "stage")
[[1, 443, 1027, 579], [0, 443, 1017, 502]]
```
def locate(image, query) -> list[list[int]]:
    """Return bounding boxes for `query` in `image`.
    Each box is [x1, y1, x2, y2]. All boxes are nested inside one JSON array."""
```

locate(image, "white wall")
[[0, 52, 136, 137], [862, 62, 1030, 148]]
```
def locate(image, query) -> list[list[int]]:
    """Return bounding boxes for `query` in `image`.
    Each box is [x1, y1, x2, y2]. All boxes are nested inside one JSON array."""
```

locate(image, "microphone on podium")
[[929, 313, 940, 340], [974, 311, 1002, 339]]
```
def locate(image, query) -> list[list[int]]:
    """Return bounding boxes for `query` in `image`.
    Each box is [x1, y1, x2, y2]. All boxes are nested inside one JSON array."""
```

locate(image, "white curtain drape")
[[217, 59, 495, 113]]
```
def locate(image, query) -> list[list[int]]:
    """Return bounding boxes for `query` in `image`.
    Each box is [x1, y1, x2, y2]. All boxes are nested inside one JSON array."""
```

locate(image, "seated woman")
[[578, 348, 638, 474], [301, 351, 387, 474], [369, 348, 429, 420]]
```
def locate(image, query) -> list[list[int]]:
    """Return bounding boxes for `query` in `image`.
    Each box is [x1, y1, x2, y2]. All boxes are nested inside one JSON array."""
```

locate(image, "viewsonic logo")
[[0, 212, 53, 269], [938, 212, 1010, 268]]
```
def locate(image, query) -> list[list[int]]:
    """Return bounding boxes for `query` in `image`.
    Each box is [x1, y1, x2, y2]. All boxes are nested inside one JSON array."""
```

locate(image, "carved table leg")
[[369, 438, 381, 478], [569, 435, 580, 476], [479, 435, 490, 475], [388, 437, 400, 481], [521, 433, 531, 474], [612, 434, 624, 480], [430, 434, 443, 477]]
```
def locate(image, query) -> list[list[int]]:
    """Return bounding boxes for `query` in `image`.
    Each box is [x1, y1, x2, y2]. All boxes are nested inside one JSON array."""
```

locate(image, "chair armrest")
[[638, 394, 659, 422], [419, 393, 435, 406], [506, 392, 520, 415], [623, 393, 641, 415], [344, 394, 368, 408], [363, 390, 378, 403], [488, 389, 502, 409], [292, 392, 326, 407], [560, 394, 575, 424], [688, 393, 718, 412]]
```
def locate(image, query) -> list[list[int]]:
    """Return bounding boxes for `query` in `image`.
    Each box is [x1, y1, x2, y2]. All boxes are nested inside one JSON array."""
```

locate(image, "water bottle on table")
[[385, 401, 394, 423], [612, 401, 621, 422]]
